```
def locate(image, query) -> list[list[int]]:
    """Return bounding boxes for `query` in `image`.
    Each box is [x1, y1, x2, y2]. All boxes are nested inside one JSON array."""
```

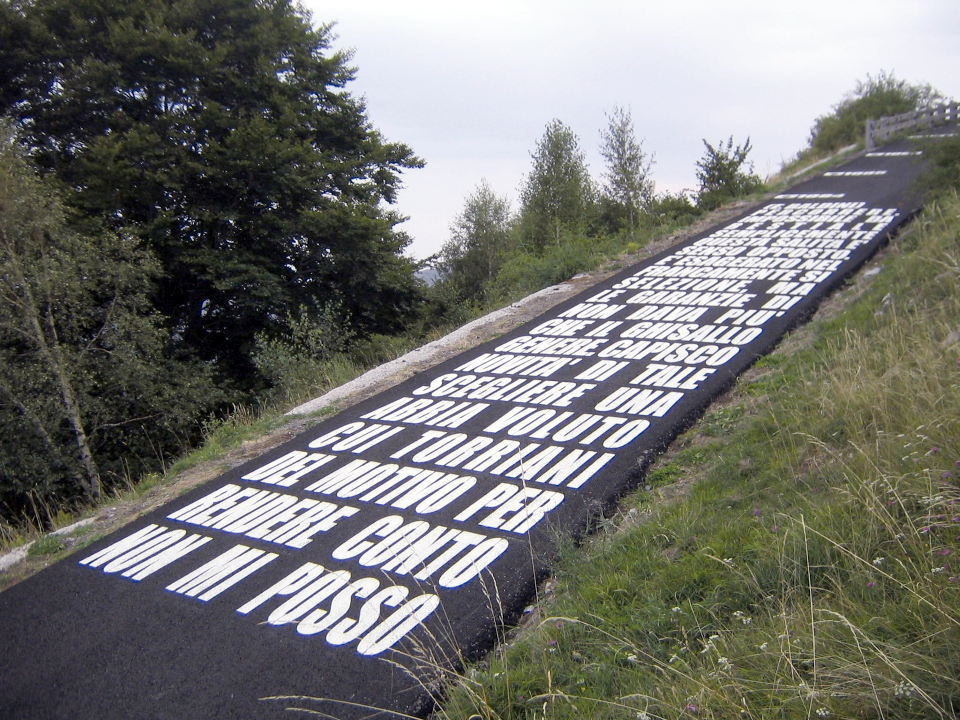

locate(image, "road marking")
[[824, 170, 888, 177], [866, 151, 922, 157], [775, 193, 845, 199]]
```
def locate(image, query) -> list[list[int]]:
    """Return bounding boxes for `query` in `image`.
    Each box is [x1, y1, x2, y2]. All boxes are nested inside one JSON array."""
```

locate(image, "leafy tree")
[[438, 180, 513, 301], [598, 106, 654, 232], [694, 136, 763, 211], [519, 119, 594, 254], [810, 71, 942, 154], [0, 127, 217, 525], [0, 0, 423, 385]]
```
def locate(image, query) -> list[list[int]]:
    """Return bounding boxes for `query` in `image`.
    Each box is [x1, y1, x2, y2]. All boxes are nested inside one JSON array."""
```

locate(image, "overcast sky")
[[302, 0, 960, 260]]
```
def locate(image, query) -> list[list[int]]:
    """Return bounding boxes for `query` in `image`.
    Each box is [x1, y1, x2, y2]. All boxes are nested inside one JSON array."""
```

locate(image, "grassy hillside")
[[435, 184, 960, 719]]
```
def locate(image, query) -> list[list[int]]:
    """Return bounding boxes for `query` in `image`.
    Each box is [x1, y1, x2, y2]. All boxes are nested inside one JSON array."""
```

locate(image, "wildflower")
[[770, 525, 778, 532], [626, 653, 639, 664], [943, 472, 954, 479], [637, 713, 651, 720], [672, 606, 682, 613], [816, 708, 831, 718], [872, 556, 885, 566], [930, 447, 939, 454], [669, 654, 680, 664], [723, 557, 735, 566], [867, 581, 875, 588], [759, 642, 768, 651], [931, 567, 945, 574], [920, 526, 931, 534], [894, 680, 915, 699], [753, 508, 761, 516], [685, 703, 698, 713]]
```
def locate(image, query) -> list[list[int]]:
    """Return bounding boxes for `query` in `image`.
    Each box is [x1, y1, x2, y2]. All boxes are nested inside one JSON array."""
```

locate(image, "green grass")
[[435, 191, 960, 719]]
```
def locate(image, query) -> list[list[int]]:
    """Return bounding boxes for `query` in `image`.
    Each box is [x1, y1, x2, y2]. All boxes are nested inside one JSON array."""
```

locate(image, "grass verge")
[[435, 191, 960, 719]]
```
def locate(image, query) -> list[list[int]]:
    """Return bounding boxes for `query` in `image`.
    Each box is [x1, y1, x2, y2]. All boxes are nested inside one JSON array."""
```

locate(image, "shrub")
[[695, 137, 763, 211], [810, 71, 942, 153]]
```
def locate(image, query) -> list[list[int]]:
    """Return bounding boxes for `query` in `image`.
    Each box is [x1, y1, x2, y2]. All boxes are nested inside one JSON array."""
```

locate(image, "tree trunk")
[[17, 278, 103, 502]]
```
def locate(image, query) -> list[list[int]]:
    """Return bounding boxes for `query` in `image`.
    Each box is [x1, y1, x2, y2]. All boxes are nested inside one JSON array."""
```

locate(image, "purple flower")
[[753, 509, 761, 516], [685, 703, 699, 713], [867, 582, 875, 588]]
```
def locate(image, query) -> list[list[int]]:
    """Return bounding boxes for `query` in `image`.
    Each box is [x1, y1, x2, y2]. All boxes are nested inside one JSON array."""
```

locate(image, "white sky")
[[303, 0, 960, 260]]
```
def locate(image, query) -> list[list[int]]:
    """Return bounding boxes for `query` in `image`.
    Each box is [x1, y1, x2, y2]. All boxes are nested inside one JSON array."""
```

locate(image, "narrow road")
[[0, 136, 935, 719]]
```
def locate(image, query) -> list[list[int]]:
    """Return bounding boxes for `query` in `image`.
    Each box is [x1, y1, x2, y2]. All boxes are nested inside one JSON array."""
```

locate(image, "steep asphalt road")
[[0, 135, 939, 719]]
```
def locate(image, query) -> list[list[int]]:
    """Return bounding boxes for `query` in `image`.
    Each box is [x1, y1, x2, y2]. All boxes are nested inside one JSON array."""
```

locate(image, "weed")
[[26, 536, 66, 557]]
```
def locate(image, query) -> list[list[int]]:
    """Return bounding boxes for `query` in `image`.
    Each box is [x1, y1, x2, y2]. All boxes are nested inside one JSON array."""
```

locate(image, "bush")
[[809, 71, 942, 153], [648, 191, 703, 228], [695, 137, 763, 211]]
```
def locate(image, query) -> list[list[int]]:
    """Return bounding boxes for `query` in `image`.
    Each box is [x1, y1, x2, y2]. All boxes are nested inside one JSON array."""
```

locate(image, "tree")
[[694, 136, 763, 211], [0, 0, 423, 385], [519, 119, 594, 254], [0, 127, 217, 525], [599, 106, 654, 232], [438, 180, 513, 301], [810, 71, 942, 154]]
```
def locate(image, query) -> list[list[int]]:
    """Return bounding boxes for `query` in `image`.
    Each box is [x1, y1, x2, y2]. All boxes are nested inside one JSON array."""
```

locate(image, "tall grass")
[[437, 193, 960, 719]]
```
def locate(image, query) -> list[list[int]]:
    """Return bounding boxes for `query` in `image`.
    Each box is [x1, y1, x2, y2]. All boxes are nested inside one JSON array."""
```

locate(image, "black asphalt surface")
[[0, 136, 940, 719]]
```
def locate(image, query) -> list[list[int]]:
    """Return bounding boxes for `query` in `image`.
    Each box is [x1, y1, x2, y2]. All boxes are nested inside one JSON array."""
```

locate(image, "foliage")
[[438, 180, 514, 301], [519, 119, 595, 254], [0, 127, 217, 526], [251, 300, 356, 403], [0, 0, 424, 385], [810, 71, 942, 154], [647, 191, 703, 229], [598, 106, 655, 232], [919, 136, 960, 193], [694, 136, 763, 211]]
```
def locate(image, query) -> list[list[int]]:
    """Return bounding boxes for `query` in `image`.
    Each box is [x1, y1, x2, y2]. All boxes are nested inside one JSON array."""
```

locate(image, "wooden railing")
[[866, 102, 959, 150]]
